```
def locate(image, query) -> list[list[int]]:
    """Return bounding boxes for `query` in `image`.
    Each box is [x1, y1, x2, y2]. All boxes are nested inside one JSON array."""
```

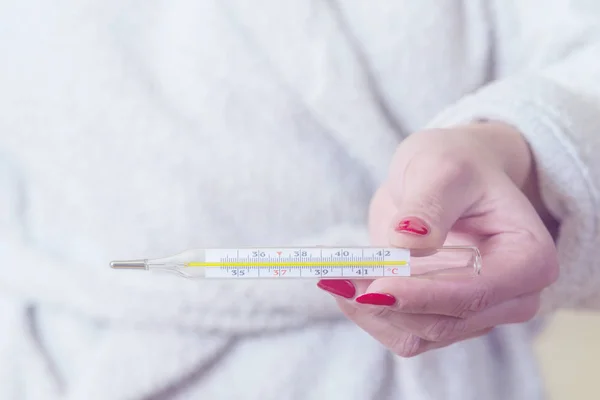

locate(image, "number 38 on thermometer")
[[109, 246, 482, 279]]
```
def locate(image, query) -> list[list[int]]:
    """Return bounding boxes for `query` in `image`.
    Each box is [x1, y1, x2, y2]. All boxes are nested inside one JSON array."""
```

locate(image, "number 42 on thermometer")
[[110, 246, 482, 279]]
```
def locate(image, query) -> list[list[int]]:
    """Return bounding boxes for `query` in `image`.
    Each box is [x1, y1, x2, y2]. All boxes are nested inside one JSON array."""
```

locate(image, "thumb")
[[387, 158, 481, 251]]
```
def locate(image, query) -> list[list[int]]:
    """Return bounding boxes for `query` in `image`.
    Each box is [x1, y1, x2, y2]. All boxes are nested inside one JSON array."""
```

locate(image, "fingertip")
[[393, 216, 431, 236], [361, 277, 410, 304], [316, 279, 356, 299], [355, 292, 397, 306], [388, 214, 446, 252]]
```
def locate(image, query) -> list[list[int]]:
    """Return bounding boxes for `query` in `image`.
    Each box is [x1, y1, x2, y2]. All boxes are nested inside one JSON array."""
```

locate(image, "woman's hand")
[[317, 122, 559, 357]]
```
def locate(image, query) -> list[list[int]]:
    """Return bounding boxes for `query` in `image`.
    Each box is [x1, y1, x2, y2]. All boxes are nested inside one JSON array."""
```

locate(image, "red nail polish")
[[317, 280, 356, 299], [356, 293, 396, 306], [395, 217, 429, 236]]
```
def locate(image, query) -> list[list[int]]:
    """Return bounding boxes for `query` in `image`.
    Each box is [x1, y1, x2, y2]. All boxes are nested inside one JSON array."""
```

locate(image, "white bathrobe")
[[2, 0, 600, 398]]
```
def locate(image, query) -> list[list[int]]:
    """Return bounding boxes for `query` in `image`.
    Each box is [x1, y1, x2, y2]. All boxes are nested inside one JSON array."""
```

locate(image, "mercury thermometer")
[[110, 246, 481, 279]]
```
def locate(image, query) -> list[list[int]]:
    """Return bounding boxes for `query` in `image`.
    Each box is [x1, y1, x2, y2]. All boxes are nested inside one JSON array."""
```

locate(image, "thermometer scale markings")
[[190, 248, 411, 278]]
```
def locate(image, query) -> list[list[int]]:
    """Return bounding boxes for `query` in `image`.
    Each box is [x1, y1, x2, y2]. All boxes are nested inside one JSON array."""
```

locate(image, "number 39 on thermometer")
[[109, 246, 482, 279]]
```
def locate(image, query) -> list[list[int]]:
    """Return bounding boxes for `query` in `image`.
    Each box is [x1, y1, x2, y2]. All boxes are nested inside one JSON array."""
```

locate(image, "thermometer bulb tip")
[[110, 259, 147, 270]]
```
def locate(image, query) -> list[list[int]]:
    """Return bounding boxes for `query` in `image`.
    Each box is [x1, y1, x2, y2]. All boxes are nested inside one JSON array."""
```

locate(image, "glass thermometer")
[[110, 246, 481, 279]]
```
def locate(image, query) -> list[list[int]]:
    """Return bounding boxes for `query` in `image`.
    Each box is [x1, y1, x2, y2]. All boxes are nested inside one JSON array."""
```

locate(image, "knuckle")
[[434, 155, 476, 186], [470, 287, 492, 312], [424, 318, 465, 342], [456, 284, 492, 318], [394, 293, 432, 315], [469, 286, 492, 313], [407, 151, 477, 188], [409, 191, 446, 222], [368, 306, 395, 320], [391, 334, 423, 358]]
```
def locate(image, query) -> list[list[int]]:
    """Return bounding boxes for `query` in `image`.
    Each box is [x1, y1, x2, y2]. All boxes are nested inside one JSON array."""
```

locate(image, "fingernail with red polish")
[[395, 217, 429, 236], [356, 293, 396, 306], [317, 280, 356, 299]]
